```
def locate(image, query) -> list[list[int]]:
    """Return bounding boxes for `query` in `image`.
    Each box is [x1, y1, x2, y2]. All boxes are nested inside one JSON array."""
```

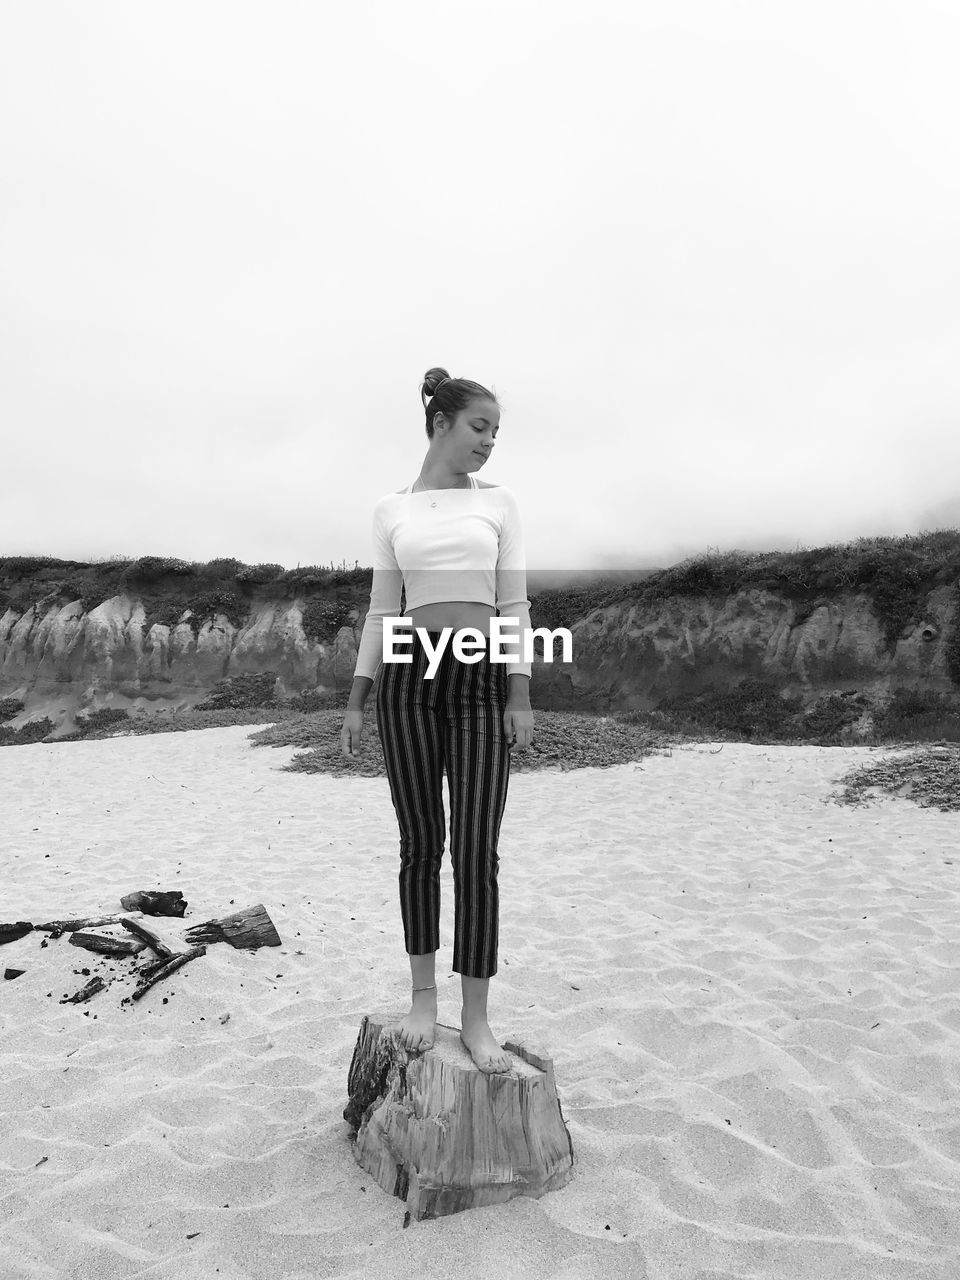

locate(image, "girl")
[[340, 367, 534, 1074]]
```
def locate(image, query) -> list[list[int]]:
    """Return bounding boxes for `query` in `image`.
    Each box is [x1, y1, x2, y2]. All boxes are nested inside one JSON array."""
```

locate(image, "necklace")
[[413, 473, 469, 508]]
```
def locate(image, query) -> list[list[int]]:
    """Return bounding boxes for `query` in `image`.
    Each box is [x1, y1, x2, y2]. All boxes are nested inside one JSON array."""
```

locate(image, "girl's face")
[[438, 396, 500, 470]]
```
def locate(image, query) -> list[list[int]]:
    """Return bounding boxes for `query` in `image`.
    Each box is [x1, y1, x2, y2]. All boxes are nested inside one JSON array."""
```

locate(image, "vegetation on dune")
[[620, 679, 960, 746], [1, 714, 55, 744], [248, 707, 684, 778], [829, 746, 960, 813], [6, 668, 956, 752], [194, 672, 280, 711], [3, 678, 956, 812]]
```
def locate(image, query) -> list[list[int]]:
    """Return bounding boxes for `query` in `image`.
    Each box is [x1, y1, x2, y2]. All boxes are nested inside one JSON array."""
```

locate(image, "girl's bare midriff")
[[403, 602, 497, 637]]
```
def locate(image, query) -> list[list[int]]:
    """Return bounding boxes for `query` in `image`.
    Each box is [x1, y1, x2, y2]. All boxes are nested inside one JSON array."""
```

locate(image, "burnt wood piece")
[[0, 922, 33, 945], [35, 913, 144, 934], [60, 976, 106, 1003], [182, 903, 281, 950], [68, 931, 147, 957], [119, 916, 185, 958], [119, 890, 187, 917], [129, 945, 206, 1001], [343, 1015, 575, 1221]]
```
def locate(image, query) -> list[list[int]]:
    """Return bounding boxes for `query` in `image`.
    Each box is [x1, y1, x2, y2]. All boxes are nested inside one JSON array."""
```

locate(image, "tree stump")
[[343, 1015, 574, 1221]]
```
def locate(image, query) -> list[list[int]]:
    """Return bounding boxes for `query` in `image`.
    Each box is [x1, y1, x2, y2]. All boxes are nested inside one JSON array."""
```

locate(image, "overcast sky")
[[2, 0, 959, 575]]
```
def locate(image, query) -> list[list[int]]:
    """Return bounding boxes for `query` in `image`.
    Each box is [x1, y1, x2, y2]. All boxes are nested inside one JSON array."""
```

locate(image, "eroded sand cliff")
[[2, 582, 955, 737]]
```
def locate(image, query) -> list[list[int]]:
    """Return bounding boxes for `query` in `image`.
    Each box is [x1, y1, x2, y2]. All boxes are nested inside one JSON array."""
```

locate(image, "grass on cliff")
[[3, 527, 959, 667], [0, 555, 365, 644]]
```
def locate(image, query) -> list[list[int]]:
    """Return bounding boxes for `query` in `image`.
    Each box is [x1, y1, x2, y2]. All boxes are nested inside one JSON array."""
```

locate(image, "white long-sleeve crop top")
[[353, 475, 533, 680]]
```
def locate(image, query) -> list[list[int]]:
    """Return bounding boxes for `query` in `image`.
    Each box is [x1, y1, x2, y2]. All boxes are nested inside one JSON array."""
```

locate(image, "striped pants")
[[375, 629, 512, 979]]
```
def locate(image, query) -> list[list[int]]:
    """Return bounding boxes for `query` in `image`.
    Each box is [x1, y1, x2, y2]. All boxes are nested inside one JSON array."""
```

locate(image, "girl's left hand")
[[505, 701, 535, 752]]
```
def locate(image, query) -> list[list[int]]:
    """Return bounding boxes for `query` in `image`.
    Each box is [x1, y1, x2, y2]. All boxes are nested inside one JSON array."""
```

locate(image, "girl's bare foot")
[[460, 1012, 512, 1073], [399, 985, 437, 1053]]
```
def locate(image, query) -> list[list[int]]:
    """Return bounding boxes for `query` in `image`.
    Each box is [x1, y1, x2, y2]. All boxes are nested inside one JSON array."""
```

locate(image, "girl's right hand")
[[340, 708, 365, 757]]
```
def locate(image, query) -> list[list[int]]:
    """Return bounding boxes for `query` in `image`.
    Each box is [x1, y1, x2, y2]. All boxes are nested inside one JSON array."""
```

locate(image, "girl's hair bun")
[[421, 367, 452, 403]]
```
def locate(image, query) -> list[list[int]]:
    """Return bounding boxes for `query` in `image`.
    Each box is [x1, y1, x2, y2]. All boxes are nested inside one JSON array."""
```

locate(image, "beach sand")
[[1, 725, 958, 1280]]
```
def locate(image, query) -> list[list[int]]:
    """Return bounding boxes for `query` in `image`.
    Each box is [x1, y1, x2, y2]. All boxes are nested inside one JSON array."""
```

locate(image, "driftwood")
[[120, 916, 187, 958], [60, 975, 106, 1004], [343, 1015, 574, 1221], [119, 890, 187, 917], [28, 903, 279, 950], [0, 922, 33, 945], [11, 900, 280, 1006], [35, 912, 145, 935], [182, 903, 281, 950], [128, 945, 207, 1002], [37, 884, 186, 934], [69, 931, 146, 957]]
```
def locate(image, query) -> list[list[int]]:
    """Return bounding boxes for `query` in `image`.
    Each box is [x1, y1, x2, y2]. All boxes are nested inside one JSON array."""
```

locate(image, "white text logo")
[[382, 618, 573, 679]]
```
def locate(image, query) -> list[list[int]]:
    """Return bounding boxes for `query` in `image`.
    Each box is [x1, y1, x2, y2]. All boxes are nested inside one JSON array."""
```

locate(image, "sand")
[[1, 725, 958, 1280]]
